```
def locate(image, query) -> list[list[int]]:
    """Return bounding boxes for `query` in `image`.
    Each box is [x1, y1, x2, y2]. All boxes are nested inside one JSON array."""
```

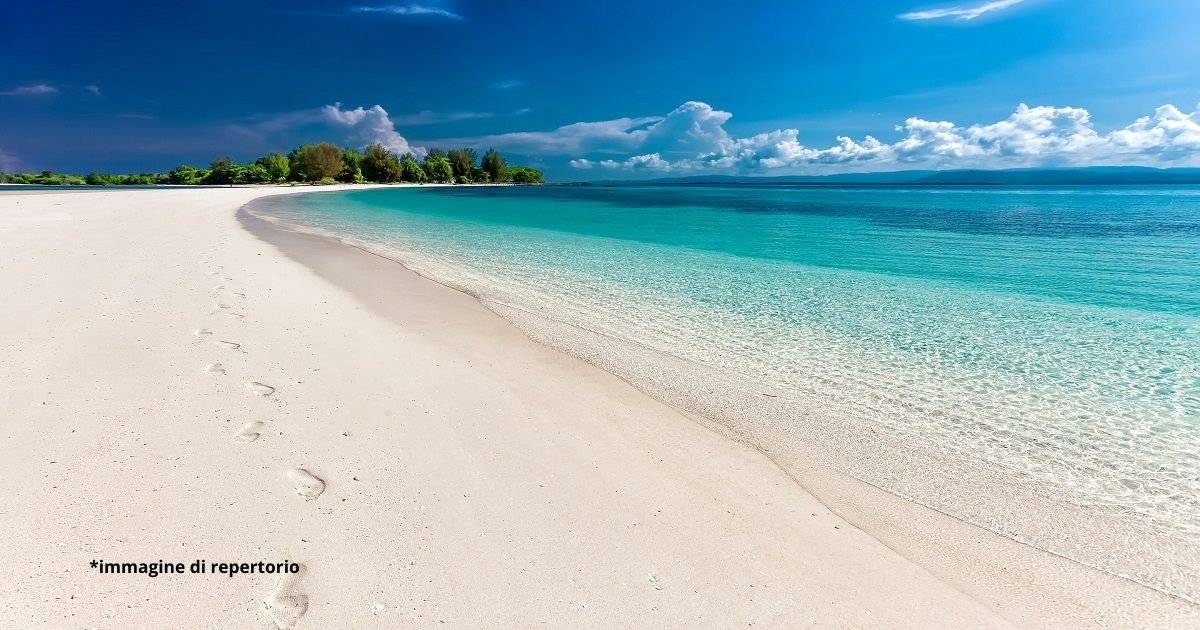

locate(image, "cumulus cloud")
[[0, 147, 23, 171], [1108, 104, 1200, 158], [555, 100, 1200, 173], [0, 83, 58, 96], [320, 104, 421, 155], [351, 4, 462, 20], [229, 103, 424, 155], [899, 0, 1025, 21]]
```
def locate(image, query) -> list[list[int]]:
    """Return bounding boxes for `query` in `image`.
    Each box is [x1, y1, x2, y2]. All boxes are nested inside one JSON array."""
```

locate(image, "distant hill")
[[587, 166, 1200, 186]]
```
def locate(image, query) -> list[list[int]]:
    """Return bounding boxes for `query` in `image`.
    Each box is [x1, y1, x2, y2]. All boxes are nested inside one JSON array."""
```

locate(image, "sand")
[[0, 187, 1194, 629]]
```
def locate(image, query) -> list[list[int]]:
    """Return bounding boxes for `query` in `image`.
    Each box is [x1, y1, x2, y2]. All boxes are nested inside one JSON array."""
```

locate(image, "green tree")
[[339, 148, 364, 183], [255, 153, 290, 183], [361, 144, 401, 183], [424, 155, 453, 183], [447, 148, 477, 181], [86, 173, 116, 185], [167, 165, 202, 185], [204, 156, 241, 185], [240, 163, 271, 184], [506, 166, 544, 184], [481, 149, 506, 183], [289, 143, 343, 182], [118, 173, 158, 185], [399, 154, 427, 183]]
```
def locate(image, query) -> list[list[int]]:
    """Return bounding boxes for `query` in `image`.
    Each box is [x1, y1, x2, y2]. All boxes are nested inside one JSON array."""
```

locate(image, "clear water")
[[253, 184, 1200, 596]]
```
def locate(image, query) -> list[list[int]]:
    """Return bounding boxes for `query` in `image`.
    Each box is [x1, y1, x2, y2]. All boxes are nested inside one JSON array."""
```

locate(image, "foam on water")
[[249, 184, 1200, 599]]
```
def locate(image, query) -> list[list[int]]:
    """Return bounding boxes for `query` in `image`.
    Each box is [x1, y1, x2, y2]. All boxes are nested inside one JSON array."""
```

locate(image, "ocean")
[[250, 184, 1200, 599]]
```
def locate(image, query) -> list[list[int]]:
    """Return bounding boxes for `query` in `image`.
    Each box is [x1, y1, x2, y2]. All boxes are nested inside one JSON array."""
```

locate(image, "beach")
[[0, 187, 1195, 629]]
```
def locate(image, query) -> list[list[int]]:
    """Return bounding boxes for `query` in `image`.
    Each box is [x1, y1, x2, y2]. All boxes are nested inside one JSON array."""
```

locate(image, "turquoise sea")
[[252, 184, 1200, 598]]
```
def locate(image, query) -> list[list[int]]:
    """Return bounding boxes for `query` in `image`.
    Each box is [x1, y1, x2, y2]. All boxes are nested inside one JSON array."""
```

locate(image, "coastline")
[[0, 186, 1194, 628], [247, 187, 1200, 603], [242, 191, 1198, 625]]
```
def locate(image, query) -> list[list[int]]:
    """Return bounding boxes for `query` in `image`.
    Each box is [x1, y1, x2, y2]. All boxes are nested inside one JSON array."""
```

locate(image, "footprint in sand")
[[287, 469, 325, 500], [194, 328, 213, 336], [263, 567, 308, 629], [234, 421, 264, 442], [227, 312, 245, 320], [244, 382, 275, 397], [215, 340, 242, 351], [203, 363, 225, 375]]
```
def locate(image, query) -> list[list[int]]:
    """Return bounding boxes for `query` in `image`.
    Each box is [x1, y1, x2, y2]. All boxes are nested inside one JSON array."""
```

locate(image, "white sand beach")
[[0, 187, 1195, 629]]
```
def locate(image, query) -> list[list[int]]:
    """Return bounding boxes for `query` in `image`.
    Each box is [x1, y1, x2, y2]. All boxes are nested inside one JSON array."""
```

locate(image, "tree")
[[361, 143, 401, 183], [399, 154, 427, 183], [86, 173, 116, 185], [424, 155, 453, 183], [481, 149, 505, 183], [255, 153, 290, 183], [204, 156, 239, 185], [339, 149, 363, 183], [447, 148, 477, 181], [240, 163, 271, 184], [289, 143, 342, 182], [167, 165, 202, 185], [506, 166, 544, 184]]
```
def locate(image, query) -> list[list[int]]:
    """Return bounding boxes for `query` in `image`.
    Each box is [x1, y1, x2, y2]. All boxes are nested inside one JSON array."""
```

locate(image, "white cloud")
[[320, 104, 422, 155], [229, 103, 425, 155], [0, 84, 58, 96], [557, 100, 1200, 173], [84, 84, 101, 96], [352, 4, 462, 20], [1108, 104, 1200, 158], [899, 0, 1024, 21], [574, 153, 680, 172], [0, 147, 22, 171], [494, 79, 524, 90]]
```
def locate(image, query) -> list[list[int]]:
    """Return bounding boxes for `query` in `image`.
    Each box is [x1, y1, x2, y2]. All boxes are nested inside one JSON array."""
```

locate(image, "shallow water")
[[252, 184, 1200, 598]]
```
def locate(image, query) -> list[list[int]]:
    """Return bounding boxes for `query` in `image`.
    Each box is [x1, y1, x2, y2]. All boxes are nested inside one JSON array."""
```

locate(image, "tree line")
[[0, 142, 544, 186]]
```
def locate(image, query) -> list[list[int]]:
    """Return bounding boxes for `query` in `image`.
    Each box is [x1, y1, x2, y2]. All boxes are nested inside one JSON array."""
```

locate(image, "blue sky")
[[2, 0, 1199, 179]]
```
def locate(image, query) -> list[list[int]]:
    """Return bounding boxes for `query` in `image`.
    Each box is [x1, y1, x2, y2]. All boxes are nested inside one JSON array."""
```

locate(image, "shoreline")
[[0, 187, 1193, 627], [246, 189, 1199, 605], [242, 192, 1198, 625]]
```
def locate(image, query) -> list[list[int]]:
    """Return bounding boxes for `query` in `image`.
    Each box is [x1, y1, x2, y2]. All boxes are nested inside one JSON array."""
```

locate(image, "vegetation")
[[481, 148, 506, 183], [399, 153, 428, 183], [423, 153, 454, 183], [506, 165, 545, 184], [0, 143, 544, 187], [361, 144, 401, 183], [255, 153, 290, 183]]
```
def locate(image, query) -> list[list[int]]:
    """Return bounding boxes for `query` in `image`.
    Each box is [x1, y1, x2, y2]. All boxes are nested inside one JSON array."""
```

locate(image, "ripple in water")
[[251, 185, 1200, 599]]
